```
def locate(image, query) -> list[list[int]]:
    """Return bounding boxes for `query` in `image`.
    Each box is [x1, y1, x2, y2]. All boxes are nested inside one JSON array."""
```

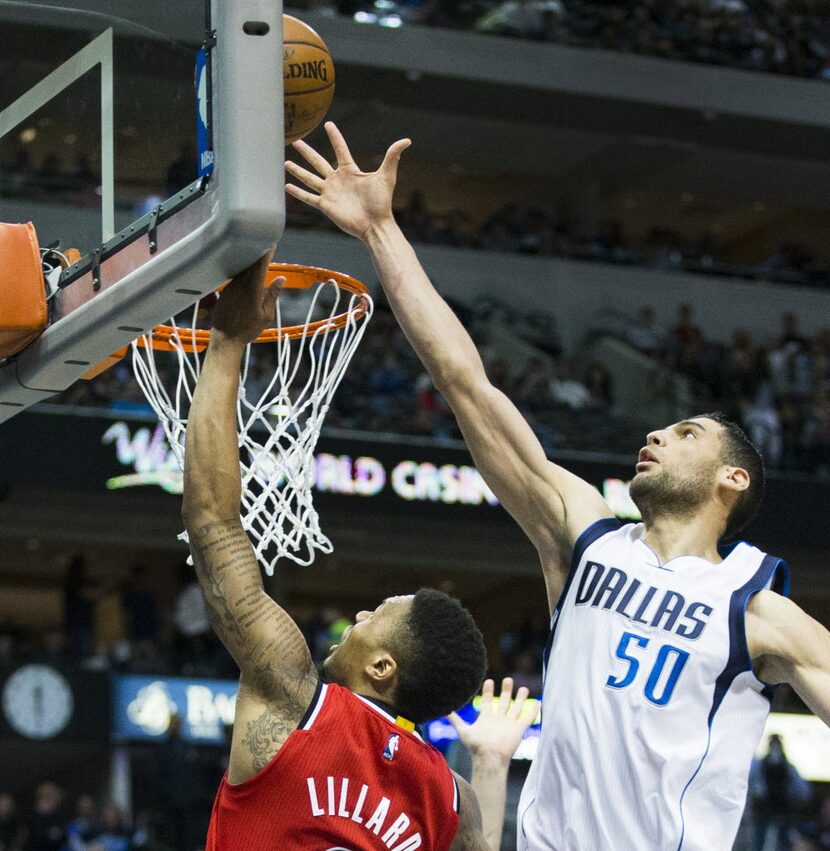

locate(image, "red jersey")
[[206, 682, 460, 850]]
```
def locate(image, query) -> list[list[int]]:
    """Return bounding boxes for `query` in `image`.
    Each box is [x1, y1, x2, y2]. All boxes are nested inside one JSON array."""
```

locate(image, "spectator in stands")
[[671, 302, 703, 355], [396, 191, 434, 243], [806, 388, 830, 476], [588, 221, 633, 264], [768, 330, 812, 400], [430, 210, 470, 248], [550, 358, 592, 409], [722, 329, 759, 401], [778, 395, 806, 471], [781, 312, 810, 350], [315, 606, 352, 662], [93, 578, 127, 663], [65, 795, 99, 851], [583, 362, 613, 409], [0, 793, 22, 851], [173, 562, 212, 675], [121, 564, 169, 674], [740, 393, 783, 467], [37, 155, 69, 195], [68, 155, 97, 191], [507, 648, 543, 696], [478, 203, 522, 252], [131, 811, 173, 851], [750, 734, 811, 851], [413, 372, 456, 439], [802, 796, 830, 850], [670, 303, 705, 373], [513, 357, 551, 412], [625, 306, 665, 357], [475, 0, 563, 39], [122, 565, 160, 649], [1, 148, 33, 196], [155, 715, 206, 851], [88, 805, 131, 851], [368, 352, 413, 414], [63, 556, 95, 659], [22, 783, 65, 851]]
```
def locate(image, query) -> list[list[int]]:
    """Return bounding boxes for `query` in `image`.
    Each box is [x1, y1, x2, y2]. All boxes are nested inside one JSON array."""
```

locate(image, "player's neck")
[[334, 674, 400, 715], [641, 510, 723, 565]]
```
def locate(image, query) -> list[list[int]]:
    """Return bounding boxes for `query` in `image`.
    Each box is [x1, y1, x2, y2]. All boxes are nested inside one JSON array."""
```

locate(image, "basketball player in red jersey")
[[181, 258, 536, 851]]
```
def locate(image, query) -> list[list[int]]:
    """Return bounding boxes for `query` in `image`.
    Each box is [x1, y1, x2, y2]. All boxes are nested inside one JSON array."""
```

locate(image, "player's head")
[[629, 412, 764, 542], [322, 589, 486, 723]]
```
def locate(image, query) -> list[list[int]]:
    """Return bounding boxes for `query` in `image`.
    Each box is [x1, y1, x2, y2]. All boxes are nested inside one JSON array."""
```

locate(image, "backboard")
[[0, 0, 285, 421]]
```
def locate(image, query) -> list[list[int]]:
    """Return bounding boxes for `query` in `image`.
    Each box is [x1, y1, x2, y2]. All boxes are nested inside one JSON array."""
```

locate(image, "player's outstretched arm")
[[181, 256, 318, 713], [748, 591, 830, 726], [287, 123, 612, 594], [448, 678, 538, 851]]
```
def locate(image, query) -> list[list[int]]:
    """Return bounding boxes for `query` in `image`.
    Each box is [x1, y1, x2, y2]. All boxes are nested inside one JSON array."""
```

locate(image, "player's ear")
[[366, 652, 398, 691], [721, 465, 750, 494]]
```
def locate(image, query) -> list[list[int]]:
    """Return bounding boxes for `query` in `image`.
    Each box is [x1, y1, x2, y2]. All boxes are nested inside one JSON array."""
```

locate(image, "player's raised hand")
[[449, 678, 538, 766], [286, 121, 411, 242], [211, 253, 283, 345]]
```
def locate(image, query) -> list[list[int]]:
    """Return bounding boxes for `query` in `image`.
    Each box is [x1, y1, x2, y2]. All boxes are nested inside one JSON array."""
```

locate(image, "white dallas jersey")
[[518, 519, 789, 851]]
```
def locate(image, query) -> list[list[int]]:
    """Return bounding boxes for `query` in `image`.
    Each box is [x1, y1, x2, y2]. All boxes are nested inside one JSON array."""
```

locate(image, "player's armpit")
[[747, 590, 830, 727], [188, 516, 318, 706], [448, 775, 490, 851], [227, 678, 318, 784]]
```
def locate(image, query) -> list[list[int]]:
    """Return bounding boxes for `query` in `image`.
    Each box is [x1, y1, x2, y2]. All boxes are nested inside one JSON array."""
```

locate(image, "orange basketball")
[[283, 15, 335, 145]]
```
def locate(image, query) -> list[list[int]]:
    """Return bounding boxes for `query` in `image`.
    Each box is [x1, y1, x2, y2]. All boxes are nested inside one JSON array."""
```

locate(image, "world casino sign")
[[100, 420, 643, 517]]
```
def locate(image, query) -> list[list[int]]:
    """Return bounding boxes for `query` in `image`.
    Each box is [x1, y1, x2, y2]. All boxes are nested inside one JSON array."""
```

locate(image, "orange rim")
[[135, 263, 371, 353]]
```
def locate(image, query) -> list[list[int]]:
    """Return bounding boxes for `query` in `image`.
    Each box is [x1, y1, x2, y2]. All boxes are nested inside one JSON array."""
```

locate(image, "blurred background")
[[1, 0, 829, 849]]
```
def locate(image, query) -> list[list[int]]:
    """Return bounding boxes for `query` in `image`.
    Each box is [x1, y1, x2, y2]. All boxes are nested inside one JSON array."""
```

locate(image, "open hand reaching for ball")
[[286, 122, 411, 242]]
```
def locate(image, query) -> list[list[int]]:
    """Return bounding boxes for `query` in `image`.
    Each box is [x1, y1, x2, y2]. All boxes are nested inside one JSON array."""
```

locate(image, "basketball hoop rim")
[[137, 263, 371, 352]]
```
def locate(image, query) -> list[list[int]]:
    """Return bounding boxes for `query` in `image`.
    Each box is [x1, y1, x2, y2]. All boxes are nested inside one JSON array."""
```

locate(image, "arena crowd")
[[296, 0, 830, 82]]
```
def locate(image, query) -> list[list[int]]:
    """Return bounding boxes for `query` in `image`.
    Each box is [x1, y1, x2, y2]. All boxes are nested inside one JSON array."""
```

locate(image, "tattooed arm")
[[181, 256, 318, 782]]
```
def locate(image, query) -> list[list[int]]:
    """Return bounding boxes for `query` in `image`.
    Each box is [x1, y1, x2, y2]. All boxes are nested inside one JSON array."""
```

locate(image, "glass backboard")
[[0, 1, 203, 256], [0, 0, 285, 421]]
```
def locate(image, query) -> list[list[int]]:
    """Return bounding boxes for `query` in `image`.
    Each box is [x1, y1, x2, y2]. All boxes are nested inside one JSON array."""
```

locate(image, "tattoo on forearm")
[[188, 519, 316, 705]]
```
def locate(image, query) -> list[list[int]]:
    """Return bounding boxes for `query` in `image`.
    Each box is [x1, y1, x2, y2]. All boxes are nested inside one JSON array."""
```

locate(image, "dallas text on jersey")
[[574, 561, 714, 640]]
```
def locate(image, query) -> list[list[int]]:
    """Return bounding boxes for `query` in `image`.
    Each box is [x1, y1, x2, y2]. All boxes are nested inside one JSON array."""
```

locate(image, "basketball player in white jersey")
[[286, 123, 830, 851]]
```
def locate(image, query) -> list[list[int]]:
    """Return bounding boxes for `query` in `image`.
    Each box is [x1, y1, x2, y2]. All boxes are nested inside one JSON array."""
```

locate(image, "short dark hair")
[[694, 412, 765, 541], [391, 589, 486, 724]]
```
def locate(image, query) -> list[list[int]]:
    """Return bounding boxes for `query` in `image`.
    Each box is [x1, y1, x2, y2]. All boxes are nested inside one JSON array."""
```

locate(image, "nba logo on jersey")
[[383, 734, 400, 761]]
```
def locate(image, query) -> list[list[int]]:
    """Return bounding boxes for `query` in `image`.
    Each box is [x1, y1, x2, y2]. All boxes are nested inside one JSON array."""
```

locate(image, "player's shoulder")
[[572, 516, 636, 554], [747, 587, 796, 623], [746, 588, 803, 664]]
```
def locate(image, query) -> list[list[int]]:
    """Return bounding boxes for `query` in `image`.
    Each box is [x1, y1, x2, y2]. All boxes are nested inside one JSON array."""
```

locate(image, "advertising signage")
[[100, 419, 501, 510], [112, 675, 830, 781], [0, 411, 640, 519], [113, 675, 237, 744], [112, 673, 546, 758], [1, 409, 827, 547]]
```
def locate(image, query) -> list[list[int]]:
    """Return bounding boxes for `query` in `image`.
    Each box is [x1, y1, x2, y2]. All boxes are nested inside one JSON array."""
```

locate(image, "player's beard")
[[629, 463, 715, 525]]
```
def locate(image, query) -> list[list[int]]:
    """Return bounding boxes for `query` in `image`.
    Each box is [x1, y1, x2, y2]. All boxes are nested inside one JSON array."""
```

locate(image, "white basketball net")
[[131, 278, 373, 574]]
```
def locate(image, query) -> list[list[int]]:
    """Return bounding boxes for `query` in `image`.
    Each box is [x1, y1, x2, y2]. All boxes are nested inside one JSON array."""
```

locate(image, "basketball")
[[283, 15, 335, 145]]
